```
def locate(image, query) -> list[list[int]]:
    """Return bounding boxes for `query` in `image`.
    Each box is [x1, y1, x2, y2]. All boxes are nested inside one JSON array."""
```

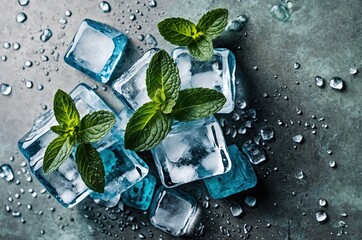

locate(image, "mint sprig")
[[124, 50, 226, 151], [43, 89, 116, 193], [158, 8, 228, 61]]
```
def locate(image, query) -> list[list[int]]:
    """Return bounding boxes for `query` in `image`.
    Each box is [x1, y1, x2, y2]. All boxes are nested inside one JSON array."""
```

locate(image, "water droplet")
[[293, 62, 300, 69], [314, 76, 325, 87], [244, 120, 252, 128], [37, 84, 44, 90], [65, 10, 72, 17], [244, 196, 257, 207], [237, 99, 247, 109], [230, 202, 243, 217], [296, 171, 305, 180], [137, 34, 144, 41], [329, 77, 344, 90], [148, 0, 157, 7], [1, 83, 12, 96], [59, 18, 67, 25], [13, 42, 21, 50], [329, 160, 336, 168], [27, 204, 32, 210], [270, 4, 290, 21], [318, 198, 327, 207], [3, 42, 11, 49], [145, 34, 157, 46], [20, 217, 26, 223], [260, 126, 274, 140], [99, 1, 111, 13], [24, 60, 33, 67], [226, 14, 248, 32], [292, 134, 304, 143], [238, 126, 247, 135], [40, 230, 45, 235], [232, 113, 240, 121], [242, 139, 266, 164], [0, 164, 14, 181], [349, 67, 358, 75], [316, 210, 328, 222], [247, 109, 257, 119], [40, 29, 53, 42], [5, 205, 11, 212], [1, 55, 7, 61], [243, 224, 252, 234], [16, 12, 27, 23], [41, 55, 49, 61], [129, 13, 136, 21], [32, 192, 37, 198], [12, 211, 21, 217], [18, 0, 29, 6], [26, 175, 33, 182], [25, 80, 33, 88]]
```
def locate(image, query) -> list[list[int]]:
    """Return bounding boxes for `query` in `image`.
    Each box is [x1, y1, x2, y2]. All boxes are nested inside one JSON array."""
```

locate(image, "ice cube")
[[171, 47, 236, 113], [242, 140, 267, 164], [64, 19, 128, 83], [152, 116, 231, 188], [18, 83, 148, 208], [112, 48, 159, 111], [204, 144, 257, 199], [149, 187, 197, 236], [121, 174, 156, 210]]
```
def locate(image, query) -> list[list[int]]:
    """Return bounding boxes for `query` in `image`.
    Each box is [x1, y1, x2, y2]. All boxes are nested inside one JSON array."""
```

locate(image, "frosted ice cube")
[[171, 47, 236, 113], [152, 116, 231, 188], [64, 19, 128, 83], [18, 83, 148, 207], [149, 187, 197, 236]]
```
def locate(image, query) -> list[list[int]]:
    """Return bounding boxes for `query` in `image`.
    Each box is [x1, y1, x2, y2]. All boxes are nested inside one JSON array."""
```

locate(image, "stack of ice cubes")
[[18, 84, 148, 207]]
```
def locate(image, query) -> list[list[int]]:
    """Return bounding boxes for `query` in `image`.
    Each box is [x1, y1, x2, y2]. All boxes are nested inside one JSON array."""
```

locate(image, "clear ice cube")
[[121, 174, 156, 210], [149, 186, 197, 236], [242, 139, 267, 164], [204, 144, 257, 199], [171, 47, 236, 114], [152, 116, 231, 188], [18, 83, 148, 208], [112, 48, 159, 111], [64, 19, 128, 83]]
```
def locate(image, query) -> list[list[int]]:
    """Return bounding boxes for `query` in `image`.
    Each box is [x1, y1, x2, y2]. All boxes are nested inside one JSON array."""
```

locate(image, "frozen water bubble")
[[349, 67, 358, 75], [260, 126, 274, 140], [16, 12, 27, 23], [293, 62, 300, 69], [244, 196, 256, 207], [329, 77, 344, 90], [292, 134, 304, 143], [0, 164, 14, 181], [315, 76, 325, 87], [25, 80, 33, 88], [18, 0, 29, 6], [129, 13, 136, 21], [99, 1, 111, 13], [148, 0, 157, 7], [319, 198, 327, 207], [145, 34, 157, 46], [270, 4, 290, 21], [230, 202, 243, 217], [1, 83, 12, 96], [242, 139, 266, 164], [40, 29, 53, 42], [316, 210, 328, 222]]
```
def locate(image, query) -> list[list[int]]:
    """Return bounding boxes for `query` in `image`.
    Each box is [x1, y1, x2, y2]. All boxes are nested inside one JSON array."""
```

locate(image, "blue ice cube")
[[149, 186, 197, 236], [171, 47, 236, 113], [18, 83, 148, 208], [152, 116, 231, 188], [121, 174, 156, 210], [112, 48, 159, 111], [203, 144, 257, 199], [64, 19, 128, 83]]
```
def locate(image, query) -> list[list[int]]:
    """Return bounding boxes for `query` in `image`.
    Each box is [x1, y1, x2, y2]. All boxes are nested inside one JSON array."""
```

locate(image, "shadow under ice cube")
[[152, 116, 231, 188], [64, 19, 128, 83], [149, 186, 197, 236], [204, 144, 257, 199], [18, 83, 148, 207]]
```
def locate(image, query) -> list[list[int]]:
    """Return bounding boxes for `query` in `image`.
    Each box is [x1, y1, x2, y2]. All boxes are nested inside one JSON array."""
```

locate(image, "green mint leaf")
[[188, 36, 213, 61], [50, 125, 69, 136], [146, 50, 181, 103], [75, 143, 105, 193], [197, 8, 228, 39], [125, 102, 172, 151], [77, 110, 116, 143], [158, 18, 198, 46], [53, 89, 80, 127], [43, 136, 75, 174], [172, 88, 226, 121], [161, 99, 176, 114]]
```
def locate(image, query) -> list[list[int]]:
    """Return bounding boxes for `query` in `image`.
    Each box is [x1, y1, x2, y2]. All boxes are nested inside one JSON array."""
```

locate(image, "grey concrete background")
[[0, 0, 361, 239]]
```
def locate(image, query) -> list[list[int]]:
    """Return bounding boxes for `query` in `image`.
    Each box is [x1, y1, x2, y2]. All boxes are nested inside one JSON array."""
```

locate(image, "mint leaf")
[[158, 18, 198, 46], [53, 89, 80, 127], [146, 50, 181, 103], [43, 136, 75, 174], [188, 36, 213, 61], [75, 143, 105, 193], [125, 102, 172, 151], [197, 8, 228, 39], [50, 125, 69, 136], [77, 110, 116, 143], [172, 88, 226, 121], [161, 99, 176, 114]]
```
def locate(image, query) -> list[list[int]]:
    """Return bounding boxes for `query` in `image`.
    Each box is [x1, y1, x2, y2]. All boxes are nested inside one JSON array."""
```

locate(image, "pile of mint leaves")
[[43, 8, 229, 193]]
